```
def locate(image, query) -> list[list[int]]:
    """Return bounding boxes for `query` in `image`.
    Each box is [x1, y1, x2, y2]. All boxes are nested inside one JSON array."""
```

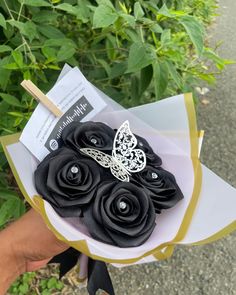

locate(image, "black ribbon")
[[48, 248, 115, 295]]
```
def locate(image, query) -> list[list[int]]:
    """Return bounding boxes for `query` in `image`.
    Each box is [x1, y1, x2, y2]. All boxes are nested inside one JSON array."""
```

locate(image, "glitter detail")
[[152, 172, 158, 179], [71, 166, 79, 174], [119, 201, 127, 210], [91, 138, 97, 144]]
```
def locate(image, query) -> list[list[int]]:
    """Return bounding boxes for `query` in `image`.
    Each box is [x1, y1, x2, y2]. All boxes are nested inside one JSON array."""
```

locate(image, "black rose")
[[62, 121, 115, 153], [83, 181, 156, 247], [135, 134, 162, 167], [132, 166, 184, 214], [35, 148, 101, 217]]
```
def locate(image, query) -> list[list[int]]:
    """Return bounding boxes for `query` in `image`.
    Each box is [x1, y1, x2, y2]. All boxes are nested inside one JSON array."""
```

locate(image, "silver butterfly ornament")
[[80, 120, 146, 182]]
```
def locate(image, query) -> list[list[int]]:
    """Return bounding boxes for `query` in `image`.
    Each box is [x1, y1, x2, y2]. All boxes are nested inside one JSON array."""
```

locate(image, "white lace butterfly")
[[80, 120, 146, 182]]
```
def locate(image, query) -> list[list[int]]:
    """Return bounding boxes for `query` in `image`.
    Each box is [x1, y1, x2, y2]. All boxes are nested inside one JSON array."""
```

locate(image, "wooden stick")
[[21, 80, 63, 117]]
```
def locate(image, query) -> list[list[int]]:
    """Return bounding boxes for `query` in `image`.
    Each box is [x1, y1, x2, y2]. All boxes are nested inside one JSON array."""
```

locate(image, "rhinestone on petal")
[[91, 138, 98, 144], [119, 201, 127, 210], [139, 142, 144, 147], [152, 172, 158, 179], [71, 166, 79, 174]]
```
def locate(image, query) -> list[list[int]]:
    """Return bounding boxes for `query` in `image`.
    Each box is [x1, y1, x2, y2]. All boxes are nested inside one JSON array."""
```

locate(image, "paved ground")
[[107, 1, 236, 294]]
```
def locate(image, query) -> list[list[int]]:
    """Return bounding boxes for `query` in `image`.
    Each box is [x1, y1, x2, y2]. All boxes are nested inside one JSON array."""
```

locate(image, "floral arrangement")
[[35, 120, 183, 248]]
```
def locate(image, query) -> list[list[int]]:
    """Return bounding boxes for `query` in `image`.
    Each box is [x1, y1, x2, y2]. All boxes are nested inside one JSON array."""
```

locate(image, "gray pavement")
[[108, 1, 236, 294]]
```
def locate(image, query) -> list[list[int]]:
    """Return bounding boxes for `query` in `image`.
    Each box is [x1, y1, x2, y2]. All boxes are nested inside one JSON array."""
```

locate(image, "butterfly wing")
[[110, 162, 130, 182], [113, 120, 146, 173], [81, 148, 130, 182], [80, 148, 113, 168]]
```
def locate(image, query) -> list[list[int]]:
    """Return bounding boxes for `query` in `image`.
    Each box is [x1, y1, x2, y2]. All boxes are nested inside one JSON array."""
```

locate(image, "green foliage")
[[0, 189, 25, 227], [8, 272, 64, 294], [0, 0, 231, 132]]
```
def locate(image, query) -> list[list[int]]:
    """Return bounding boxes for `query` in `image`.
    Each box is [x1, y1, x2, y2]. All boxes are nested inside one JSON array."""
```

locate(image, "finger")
[[26, 258, 52, 272]]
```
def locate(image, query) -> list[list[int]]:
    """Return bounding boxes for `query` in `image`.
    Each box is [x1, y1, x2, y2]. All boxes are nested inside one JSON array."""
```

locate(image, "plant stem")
[[2, 0, 14, 19], [17, 1, 24, 21]]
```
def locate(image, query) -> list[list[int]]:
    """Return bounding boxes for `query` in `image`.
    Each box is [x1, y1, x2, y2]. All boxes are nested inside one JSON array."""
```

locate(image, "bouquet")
[[35, 119, 184, 248], [1, 65, 235, 294]]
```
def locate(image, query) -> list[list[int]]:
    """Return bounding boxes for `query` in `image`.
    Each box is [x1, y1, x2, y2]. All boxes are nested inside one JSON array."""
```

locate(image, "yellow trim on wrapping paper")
[[33, 195, 167, 264], [198, 130, 204, 139], [188, 221, 236, 246], [153, 93, 202, 259], [0, 93, 235, 264]]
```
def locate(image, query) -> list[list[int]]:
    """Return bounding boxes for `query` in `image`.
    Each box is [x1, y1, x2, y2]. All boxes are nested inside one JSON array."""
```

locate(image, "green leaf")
[[44, 38, 76, 47], [196, 72, 215, 84], [150, 23, 163, 33], [3, 23, 14, 39], [139, 65, 153, 96], [7, 21, 38, 42], [203, 48, 235, 70], [19, 282, 29, 294], [179, 15, 204, 56], [13, 117, 23, 127], [131, 75, 139, 103], [12, 51, 24, 68], [0, 69, 11, 91], [0, 198, 22, 226], [166, 61, 182, 89], [0, 190, 25, 219], [18, 0, 51, 7], [2, 63, 19, 70], [32, 10, 59, 23], [47, 277, 57, 288], [125, 28, 141, 43], [97, 59, 110, 76], [0, 189, 19, 201], [0, 45, 12, 53], [55, 3, 77, 14], [56, 281, 64, 290], [42, 47, 57, 59], [120, 14, 135, 28], [93, 4, 118, 28], [127, 42, 156, 73], [0, 93, 22, 107], [56, 1, 90, 22], [7, 112, 25, 117], [0, 200, 14, 226], [134, 2, 144, 20], [161, 29, 171, 46], [110, 62, 127, 79], [38, 25, 65, 39], [57, 45, 76, 62], [96, 0, 115, 9], [152, 60, 169, 100], [158, 4, 173, 18], [23, 70, 31, 80], [42, 290, 51, 295], [0, 13, 6, 29], [0, 57, 12, 91], [105, 36, 116, 60]]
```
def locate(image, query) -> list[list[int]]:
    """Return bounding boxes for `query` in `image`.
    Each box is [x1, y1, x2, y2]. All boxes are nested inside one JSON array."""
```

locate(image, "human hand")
[[0, 209, 69, 294]]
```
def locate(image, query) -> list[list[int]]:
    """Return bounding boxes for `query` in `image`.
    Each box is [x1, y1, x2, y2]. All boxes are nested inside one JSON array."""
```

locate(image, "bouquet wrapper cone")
[[0, 66, 235, 283]]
